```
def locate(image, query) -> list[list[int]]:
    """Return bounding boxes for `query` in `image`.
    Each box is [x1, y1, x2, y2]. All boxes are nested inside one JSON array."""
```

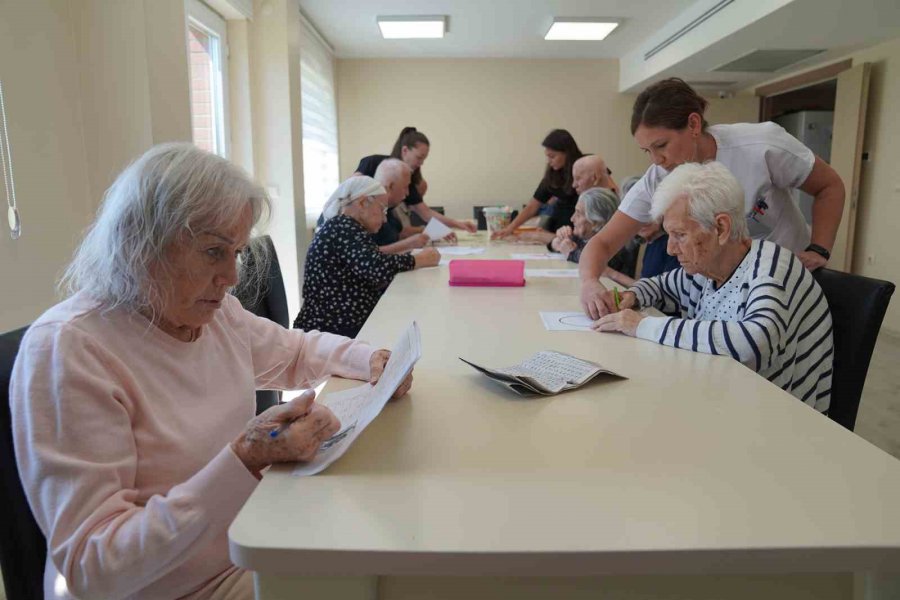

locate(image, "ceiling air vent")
[[644, 0, 735, 61], [713, 49, 825, 73]]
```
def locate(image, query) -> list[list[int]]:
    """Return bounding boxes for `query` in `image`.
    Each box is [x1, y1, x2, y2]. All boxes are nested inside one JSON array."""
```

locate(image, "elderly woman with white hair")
[[10, 144, 415, 600], [594, 162, 833, 411], [549, 187, 636, 276], [296, 175, 439, 338]]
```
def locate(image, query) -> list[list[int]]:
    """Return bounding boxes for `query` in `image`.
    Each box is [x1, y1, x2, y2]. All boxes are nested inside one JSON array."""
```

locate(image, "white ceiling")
[[298, 0, 900, 92], [297, 0, 698, 59]]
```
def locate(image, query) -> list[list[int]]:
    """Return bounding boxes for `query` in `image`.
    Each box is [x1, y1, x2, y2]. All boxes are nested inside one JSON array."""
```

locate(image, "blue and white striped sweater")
[[632, 240, 833, 412]]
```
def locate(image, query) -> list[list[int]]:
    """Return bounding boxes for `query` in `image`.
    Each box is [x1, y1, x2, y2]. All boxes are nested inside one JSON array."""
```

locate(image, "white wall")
[[336, 58, 758, 221]]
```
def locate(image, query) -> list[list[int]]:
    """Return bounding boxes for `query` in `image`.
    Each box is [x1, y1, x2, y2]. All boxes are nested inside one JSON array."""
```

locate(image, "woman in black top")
[[355, 126, 476, 233], [295, 176, 439, 338], [493, 129, 584, 238]]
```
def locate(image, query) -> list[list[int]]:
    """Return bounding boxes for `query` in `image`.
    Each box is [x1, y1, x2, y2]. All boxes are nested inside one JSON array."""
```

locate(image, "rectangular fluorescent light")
[[377, 16, 446, 39], [545, 18, 619, 41]]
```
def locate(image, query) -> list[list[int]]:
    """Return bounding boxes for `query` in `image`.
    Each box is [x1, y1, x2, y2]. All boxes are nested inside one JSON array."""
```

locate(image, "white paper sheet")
[[540, 311, 595, 331], [437, 246, 486, 256], [525, 268, 579, 278], [423, 218, 454, 241], [510, 253, 565, 260], [292, 321, 422, 476]]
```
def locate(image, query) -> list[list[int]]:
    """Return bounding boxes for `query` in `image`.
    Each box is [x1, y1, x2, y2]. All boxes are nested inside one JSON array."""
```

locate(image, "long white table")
[[230, 236, 900, 600]]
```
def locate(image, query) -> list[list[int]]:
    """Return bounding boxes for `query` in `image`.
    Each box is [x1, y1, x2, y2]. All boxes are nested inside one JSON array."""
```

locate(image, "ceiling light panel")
[[377, 16, 446, 39], [545, 19, 619, 41]]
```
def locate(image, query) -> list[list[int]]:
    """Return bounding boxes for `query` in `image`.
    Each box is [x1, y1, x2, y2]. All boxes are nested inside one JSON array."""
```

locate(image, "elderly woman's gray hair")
[[650, 162, 749, 241], [321, 176, 386, 221], [579, 187, 620, 229], [61, 142, 271, 314]]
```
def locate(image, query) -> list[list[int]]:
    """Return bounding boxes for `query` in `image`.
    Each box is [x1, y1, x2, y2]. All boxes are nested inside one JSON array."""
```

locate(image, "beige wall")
[[336, 58, 758, 221], [0, 0, 194, 332]]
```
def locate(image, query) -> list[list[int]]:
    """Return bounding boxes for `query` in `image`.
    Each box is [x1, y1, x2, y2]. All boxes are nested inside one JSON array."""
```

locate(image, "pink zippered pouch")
[[448, 259, 526, 287]]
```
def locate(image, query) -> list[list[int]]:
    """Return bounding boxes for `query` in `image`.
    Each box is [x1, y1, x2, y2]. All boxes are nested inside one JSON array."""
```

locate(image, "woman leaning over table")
[[578, 78, 845, 319], [11, 143, 413, 600], [295, 176, 440, 338]]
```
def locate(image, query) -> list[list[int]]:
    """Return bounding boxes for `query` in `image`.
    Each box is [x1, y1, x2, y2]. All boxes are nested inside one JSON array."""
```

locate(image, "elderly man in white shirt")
[[594, 161, 833, 412]]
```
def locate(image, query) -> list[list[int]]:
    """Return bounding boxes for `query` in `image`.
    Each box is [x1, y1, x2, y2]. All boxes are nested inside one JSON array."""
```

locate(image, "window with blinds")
[[299, 16, 340, 227]]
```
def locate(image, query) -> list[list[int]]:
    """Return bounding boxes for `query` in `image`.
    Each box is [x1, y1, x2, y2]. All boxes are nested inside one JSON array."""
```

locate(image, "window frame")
[[186, 0, 230, 158]]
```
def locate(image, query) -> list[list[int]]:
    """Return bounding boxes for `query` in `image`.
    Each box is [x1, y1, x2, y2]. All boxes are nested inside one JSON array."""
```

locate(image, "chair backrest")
[[1, 325, 47, 600], [235, 235, 289, 414], [473, 206, 487, 231], [812, 268, 896, 430]]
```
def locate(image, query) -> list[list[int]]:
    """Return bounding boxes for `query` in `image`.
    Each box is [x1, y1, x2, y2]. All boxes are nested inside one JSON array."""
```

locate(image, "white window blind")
[[299, 16, 339, 227]]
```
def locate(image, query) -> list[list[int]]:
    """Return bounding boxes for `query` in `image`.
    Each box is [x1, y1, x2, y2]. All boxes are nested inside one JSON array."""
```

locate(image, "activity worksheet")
[[292, 321, 422, 476], [437, 246, 486, 256], [525, 268, 579, 278], [540, 311, 595, 331], [510, 253, 565, 260]]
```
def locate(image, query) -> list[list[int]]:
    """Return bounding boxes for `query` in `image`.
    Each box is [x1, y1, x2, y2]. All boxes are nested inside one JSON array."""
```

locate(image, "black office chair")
[[1, 325, 47, 600], [234, 235, 290, 415], [473, 206, 487, 231], [812, 268, 895, 431]]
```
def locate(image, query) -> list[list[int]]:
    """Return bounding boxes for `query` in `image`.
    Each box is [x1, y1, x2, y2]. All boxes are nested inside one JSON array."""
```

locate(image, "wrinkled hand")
[[231, 391, 340, 475], [413, 247, 441, 268], [557, 238, 577, 255], [369, 349, 414, 400], [555, 226, 573, 240], [602, 289, 637, 312], [591, 308, 645, 337], [797, 250, 827, 271], [581, 279, 611, 320], [407, 233, 430, 250], [442, 231, 458, 244]]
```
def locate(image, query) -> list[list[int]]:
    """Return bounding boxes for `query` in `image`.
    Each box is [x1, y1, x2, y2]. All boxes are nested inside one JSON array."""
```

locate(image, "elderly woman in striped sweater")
[[593, 161, 833, 412]]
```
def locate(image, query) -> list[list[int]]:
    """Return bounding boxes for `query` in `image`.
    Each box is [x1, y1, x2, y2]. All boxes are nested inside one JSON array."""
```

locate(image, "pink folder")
[[448, 259, 526, 287]]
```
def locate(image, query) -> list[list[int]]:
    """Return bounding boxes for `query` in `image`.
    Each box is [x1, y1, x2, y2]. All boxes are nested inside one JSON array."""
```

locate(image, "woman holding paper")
[[296, 175, 440, 338], [10, 144, 414, 600]]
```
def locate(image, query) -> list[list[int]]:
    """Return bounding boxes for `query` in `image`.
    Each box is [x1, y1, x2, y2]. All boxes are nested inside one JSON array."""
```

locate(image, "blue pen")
[[269, 411, 310, 438]]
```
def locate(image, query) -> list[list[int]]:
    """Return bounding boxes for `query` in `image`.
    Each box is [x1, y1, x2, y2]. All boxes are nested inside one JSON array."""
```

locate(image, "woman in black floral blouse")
[[295, 176, 440, 337]]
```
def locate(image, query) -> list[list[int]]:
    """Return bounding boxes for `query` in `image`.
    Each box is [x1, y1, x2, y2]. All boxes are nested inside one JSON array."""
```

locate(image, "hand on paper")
[[413, 247, 441, 268], [580, 279, 610, 320], [369, 349, 414, 400], [231, 390, 340, 476], [591, 308, 645, 337]]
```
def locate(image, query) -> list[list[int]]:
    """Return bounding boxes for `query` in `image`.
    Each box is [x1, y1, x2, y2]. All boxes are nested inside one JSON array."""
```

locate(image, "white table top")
[[230, 235, 900, 576]]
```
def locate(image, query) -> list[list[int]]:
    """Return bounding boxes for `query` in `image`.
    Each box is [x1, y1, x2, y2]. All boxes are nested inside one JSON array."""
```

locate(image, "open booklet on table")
[[459, 350, 625, 396], [292, 321, 421, 476]]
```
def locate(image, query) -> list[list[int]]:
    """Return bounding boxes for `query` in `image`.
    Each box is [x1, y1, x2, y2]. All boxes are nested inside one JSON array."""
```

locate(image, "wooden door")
[[829, 63, 871, 272]]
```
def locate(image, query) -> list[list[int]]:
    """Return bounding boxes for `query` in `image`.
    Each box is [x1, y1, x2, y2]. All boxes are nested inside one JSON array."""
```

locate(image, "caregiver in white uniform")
[[579, 78, 845, 319]]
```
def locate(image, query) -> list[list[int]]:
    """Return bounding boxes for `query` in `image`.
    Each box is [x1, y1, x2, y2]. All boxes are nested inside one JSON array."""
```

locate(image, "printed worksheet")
[[292, 321, 422, 476], [424, 218, 454, 241], [525, 268, 579, 278], [510, 253, 565, 260], [438, 246, 486, 256], [540, 311, 595, 331], [460, 350, 624, 396]]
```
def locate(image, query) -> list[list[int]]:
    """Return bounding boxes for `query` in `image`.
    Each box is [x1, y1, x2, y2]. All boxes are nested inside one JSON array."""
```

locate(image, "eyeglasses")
[[366, 196, 389, 215]]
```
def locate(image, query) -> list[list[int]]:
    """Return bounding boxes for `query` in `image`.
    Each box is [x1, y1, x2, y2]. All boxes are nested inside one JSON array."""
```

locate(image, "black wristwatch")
[[805, 243, 831, 261]]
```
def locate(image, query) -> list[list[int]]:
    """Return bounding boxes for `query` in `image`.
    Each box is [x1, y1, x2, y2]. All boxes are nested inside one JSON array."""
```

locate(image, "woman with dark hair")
[[355, 126, 476, 235], [578, 78, 846, 319], [493, 129, 585, 238]]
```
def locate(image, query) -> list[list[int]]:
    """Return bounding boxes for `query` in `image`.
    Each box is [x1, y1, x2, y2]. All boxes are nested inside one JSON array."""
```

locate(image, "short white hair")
[[374, 158, 411, 186], [650, 162, 749, 241], [61, 143, 270, 316]]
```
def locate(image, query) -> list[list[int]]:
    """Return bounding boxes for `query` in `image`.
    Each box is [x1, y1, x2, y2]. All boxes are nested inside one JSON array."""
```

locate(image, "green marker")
[[613, 286, 621, 311]]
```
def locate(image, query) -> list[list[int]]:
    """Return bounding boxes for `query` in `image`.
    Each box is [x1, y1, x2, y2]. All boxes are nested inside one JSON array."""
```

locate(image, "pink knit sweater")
[[11, 293, 374, 599]]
